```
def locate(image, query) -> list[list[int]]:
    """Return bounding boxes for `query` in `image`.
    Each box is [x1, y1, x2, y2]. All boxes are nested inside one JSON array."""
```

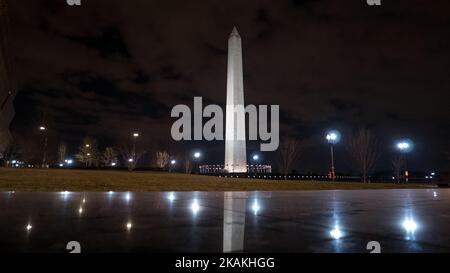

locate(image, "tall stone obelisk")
[[224, 27, 247, 173]]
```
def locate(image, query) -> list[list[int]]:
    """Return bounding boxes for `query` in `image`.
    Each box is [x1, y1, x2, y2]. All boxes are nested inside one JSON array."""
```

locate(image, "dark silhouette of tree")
[[391, 155, 404, 183], [101, 147, 118, 167], [75, 137, 99, 167], [347, 129, 381, 183], [119, 145, 145, 171], [277, 136, 301, 179], [57, 142, 67, 164], [155, 151, 170, 170]]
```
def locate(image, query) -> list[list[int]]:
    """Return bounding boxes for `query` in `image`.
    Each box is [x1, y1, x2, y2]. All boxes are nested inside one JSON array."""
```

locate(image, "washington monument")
[[224, 27, 247, 173]]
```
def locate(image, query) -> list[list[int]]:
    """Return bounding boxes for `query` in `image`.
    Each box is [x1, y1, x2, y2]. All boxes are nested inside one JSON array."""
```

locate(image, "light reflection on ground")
[[0, 189, 449, 253]]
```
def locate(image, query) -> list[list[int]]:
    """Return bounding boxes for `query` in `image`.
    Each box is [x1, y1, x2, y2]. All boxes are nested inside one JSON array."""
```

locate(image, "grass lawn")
[[0, 168, 431, 192]]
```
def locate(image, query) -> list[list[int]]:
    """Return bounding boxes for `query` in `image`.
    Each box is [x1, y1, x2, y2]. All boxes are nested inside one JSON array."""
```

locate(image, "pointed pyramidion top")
[[230, 26, 240, 38]]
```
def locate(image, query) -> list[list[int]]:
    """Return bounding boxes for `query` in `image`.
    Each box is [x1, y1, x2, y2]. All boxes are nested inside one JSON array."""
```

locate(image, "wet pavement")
[[0, 189, 449, 253]]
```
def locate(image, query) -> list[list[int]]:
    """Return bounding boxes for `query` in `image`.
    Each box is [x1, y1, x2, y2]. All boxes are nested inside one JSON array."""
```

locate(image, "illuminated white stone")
[[224, 27, 247, 173]]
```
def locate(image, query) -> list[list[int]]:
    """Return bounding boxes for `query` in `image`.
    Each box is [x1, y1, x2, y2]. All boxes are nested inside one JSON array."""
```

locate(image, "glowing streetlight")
[[252, 154, 259, 161], [397, 142, 410, 151], [133, 132, 139, 138], [326, 132, 338, 144], [26, 224, 32, 231], [326, 130, 340, 181], [170, 159, 176, 165], [39, 126, 46, 131], [126, 222, 132, 230], [194, 152, 201, 159], [111, 162, 116, 166], [128, 158, 133, 162], [85, 144, 90, 148]]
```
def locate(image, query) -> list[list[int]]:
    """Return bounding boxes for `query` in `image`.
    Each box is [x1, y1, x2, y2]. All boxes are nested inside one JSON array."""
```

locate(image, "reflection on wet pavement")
[[0, 189, 449, 253]]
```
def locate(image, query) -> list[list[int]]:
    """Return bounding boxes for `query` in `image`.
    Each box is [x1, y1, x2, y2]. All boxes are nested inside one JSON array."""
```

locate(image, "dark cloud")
[[8, 0, 450, 172], [66, 26, 131, 58]]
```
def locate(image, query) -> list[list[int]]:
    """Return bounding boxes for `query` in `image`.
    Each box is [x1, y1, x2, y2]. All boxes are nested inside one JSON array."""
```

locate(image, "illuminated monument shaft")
[[224, 27, 247, 173]]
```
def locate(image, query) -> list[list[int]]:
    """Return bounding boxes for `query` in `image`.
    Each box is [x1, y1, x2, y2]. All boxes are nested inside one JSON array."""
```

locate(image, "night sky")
[[8, 0, 450, 173]]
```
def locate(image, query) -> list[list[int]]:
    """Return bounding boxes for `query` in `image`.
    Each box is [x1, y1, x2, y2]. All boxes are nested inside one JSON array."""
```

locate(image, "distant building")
[[0, 0, 16, 156]]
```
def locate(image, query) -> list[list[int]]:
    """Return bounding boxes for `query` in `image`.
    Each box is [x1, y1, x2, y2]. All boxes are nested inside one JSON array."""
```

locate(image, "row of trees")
[[277, 128, 403, 183], [4, 128, 448, 181], [71, 137, 174, 171], [0, 134, 177, 171]]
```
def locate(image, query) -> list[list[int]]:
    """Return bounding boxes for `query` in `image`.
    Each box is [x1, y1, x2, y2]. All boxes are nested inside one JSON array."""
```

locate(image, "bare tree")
[[101, 147, 118, 167], [119, 145, 145, 171], [57, 142, 67, 164], [75, 137, 99, 167], [184, 150, 193, 174], [277, 136, 300, 179], [1, 140, 19, 167], [347, 129, 381, 183], [155, 151, 170, 170], [391, 155, 404, 183]]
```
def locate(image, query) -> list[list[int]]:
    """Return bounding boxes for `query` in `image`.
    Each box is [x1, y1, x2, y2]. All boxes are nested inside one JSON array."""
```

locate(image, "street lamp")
[[169, 159, 176, 173], [326, 130, 340, 181], [193, 151, 201, 174], [132, 132, 139, 161], [252, 154, 259, 161], [396, 139, 413, 182], [39, 126, 48, 168]]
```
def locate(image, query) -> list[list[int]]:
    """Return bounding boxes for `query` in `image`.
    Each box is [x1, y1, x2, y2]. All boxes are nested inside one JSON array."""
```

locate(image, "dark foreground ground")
[[0, 189, 449, 253], [0, 168, 431, 191]]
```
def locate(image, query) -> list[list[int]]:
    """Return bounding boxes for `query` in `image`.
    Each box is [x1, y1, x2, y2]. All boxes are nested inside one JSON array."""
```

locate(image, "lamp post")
[[132, 132, 139, 160], [326, 130, 340, 181], [170, 159, 176, 172], [39, 126, 47, 168], [252, 154, 260, 174], [396, 140, 413, 182], [193, 151, 201, 174]]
